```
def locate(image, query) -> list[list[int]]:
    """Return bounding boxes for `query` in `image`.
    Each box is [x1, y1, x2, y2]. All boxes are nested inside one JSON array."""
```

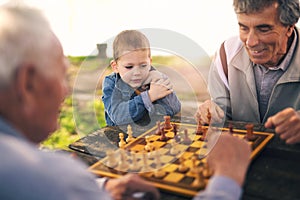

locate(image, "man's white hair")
[[0, 4, 53, 89]]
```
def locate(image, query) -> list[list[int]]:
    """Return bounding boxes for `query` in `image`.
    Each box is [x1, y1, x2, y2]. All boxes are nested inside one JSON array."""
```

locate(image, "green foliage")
[[41, 95, 106, 150], [67, 55, 98, 66], [73, 98, 106, 136]]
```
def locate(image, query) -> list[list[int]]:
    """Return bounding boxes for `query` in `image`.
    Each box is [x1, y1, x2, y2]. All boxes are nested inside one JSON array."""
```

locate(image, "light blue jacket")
[[0, 117, 110, 200]]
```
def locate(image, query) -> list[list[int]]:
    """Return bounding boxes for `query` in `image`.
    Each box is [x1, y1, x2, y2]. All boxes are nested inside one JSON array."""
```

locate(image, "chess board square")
[[140, 171, 153, 178], [163, 172, 184, 183], [157, 148, 169, 155], [190, 141, 205, 148], [195, 148, 208, 156], [150, 135, 161, 141], [185, 159, 200, 168], [161, 155, 175, 163], [129, 144, 145, 152], [181, 151, 194, 159], [152, 141, 166, 149], [192, 135, 202, 141], [163, 164, 178, 172], [166, 131, 174, 138], [176, 144, 189, 151]]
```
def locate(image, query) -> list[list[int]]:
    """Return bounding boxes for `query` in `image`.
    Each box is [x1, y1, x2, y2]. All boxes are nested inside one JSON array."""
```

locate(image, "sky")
[[0, 0, 240, 56]]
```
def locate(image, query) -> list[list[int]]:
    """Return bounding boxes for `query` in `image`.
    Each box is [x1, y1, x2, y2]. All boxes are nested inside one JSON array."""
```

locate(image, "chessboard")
[[88, 116, 274, 197]]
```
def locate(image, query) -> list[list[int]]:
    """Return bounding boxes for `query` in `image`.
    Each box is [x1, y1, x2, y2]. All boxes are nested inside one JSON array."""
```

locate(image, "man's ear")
[[110, 60, 119, 73], [14, 64, 38, 104], [287, 25, 295, 37]]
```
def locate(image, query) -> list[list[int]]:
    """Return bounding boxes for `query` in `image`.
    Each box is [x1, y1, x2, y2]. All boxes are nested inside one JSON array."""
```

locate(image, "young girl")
[[102, 30, 181, 126]]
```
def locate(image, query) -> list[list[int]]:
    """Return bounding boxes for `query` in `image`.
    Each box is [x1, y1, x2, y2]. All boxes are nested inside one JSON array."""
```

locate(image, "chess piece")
[[228, 123, 234, 134], [126, 125, 134, 143], [159, 128, 168, 141], [153, 149, 166, 178], [155, 121, 162, 135], [196, 121, 204, 135], [182, 129, 192, 145], [144, 135, 154, 151], [118, 133, 126, 149], [105, 149, 118, 168], [130, 151, 140, 171], [178, 157, 189, 173], [192, 167, 205, 188], [169, 139, 180, 155], [190, 154, 198, 174], [163, 115, 173, 130], [200, 128, 207, 141], [207, 110, 211, 125], [141, 152, 151, 172], [244, 123, 258, 141], [202, 161, 213, 178], [173, 124, 181, 142], [118, 149, 129, 171]]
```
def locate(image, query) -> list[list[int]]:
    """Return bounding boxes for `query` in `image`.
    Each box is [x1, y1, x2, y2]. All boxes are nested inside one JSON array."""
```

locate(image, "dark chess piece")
[[244, 123, 258, 141], [159, 128, 168, 141]]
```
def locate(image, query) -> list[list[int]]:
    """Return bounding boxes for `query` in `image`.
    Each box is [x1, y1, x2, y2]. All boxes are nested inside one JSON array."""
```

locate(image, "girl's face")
[[112, 50, 151, 89]]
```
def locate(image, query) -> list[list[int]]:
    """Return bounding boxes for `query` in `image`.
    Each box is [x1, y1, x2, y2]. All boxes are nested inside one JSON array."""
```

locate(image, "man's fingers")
[[286, 133, 300, 144]]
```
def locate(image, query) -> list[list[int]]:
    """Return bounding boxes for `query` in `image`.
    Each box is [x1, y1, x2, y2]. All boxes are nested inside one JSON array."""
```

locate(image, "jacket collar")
[[114, 73, 135, 97], [0, 116, 26, 141]]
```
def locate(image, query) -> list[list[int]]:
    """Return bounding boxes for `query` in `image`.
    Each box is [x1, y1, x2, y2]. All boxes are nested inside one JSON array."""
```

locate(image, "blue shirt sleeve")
[[193, 175, 242, 200]]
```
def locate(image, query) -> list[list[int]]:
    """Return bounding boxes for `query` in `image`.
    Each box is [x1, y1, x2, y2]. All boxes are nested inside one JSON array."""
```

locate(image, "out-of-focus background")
[[0, 0, 237, 57], [1, 0, 296, 150]]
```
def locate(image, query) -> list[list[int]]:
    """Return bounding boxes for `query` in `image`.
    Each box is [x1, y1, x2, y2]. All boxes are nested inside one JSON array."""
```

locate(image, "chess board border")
[[88, 122, 274, 197]]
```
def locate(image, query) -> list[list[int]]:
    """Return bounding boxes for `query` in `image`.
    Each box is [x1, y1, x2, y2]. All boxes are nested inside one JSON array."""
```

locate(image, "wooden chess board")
[[88, 121, 274, 197]]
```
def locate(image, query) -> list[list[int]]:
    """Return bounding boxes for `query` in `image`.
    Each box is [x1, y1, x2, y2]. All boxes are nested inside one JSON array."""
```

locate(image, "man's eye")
[[239, 25, 248, 32], [125, 66, 133, 69], [258, 27, 271, 32]]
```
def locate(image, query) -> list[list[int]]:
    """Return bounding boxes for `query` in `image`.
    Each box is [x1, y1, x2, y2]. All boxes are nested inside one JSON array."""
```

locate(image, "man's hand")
[[207, 133, 251, 186], [265, 107, 300, 144], [105, 174, 160, 200], [194, 100, 225, 124]]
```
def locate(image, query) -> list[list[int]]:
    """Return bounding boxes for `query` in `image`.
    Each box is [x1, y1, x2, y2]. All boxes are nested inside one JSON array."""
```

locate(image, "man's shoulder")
[[0, 134, 104, 200], [221, 36, 245, 64], [224, 36, 244, 54], [0, 133, 88, 174]]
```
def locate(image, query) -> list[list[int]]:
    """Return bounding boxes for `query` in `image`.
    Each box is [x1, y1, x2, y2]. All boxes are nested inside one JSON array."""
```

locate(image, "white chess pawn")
[[119, 133, 126, 149], [126, 125, 134, 143]]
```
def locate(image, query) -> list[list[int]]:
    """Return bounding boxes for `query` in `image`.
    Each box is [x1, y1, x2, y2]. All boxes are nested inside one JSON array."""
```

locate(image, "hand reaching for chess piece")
[[194, 100, 225, 125]]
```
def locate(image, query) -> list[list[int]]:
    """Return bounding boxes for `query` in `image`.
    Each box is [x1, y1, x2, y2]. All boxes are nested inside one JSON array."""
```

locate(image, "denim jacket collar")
[[114, 73, 136, 98]]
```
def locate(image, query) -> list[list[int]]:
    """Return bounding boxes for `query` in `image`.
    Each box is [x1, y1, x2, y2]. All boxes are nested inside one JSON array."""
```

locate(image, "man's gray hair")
[[0, 4, 53, 88], [233, 0, 300, 26]]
